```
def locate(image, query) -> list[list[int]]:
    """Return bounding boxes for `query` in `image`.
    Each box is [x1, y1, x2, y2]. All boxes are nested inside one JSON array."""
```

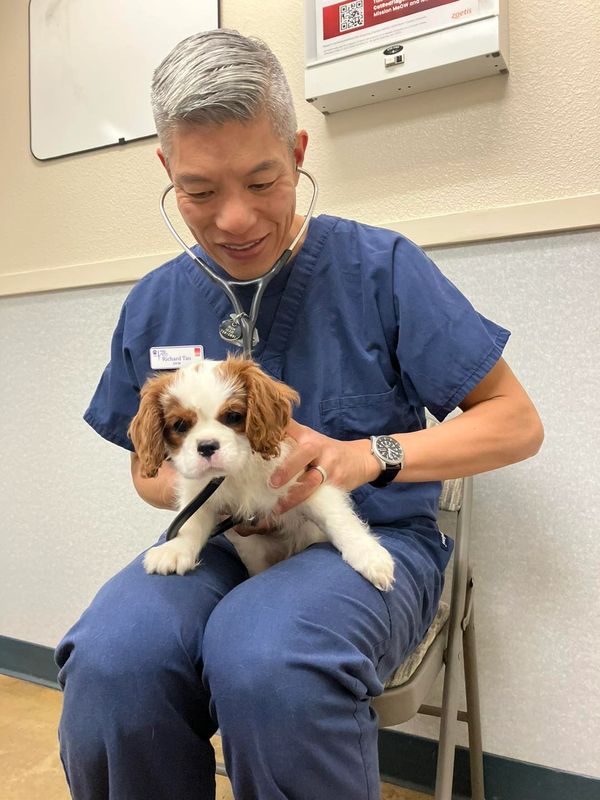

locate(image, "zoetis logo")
[[452, 6, 472, 18]]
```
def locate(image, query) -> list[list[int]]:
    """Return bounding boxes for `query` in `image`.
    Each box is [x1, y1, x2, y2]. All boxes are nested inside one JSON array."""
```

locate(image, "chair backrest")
[[439, 476, 465, 513]]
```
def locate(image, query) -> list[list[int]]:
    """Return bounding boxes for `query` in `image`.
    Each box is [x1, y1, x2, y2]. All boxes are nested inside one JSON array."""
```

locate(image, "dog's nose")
[[197, 440, 220, 458]]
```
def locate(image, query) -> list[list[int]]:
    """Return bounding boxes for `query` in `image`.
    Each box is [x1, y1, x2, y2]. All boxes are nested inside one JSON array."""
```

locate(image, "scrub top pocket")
[[319, 386, 419, 442]]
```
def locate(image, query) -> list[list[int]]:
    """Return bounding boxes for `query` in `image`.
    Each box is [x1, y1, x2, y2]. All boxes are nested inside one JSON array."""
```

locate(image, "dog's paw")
[[143, 539, 199, 576], [342, 542, 396, 592]]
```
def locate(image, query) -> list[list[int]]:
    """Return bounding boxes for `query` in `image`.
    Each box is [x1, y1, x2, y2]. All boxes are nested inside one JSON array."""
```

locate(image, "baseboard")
[[378, 729, 600, 800], [0, 635, 60, 689], [2, 636, 598, 798]]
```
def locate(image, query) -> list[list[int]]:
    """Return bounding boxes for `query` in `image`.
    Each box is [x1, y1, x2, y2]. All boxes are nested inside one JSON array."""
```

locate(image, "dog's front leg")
[[302, 486, 395, 591], [143, 504, 218, 576]]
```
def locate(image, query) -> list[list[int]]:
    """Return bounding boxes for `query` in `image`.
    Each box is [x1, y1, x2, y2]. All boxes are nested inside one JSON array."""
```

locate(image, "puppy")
[[128, 356, 395, 591]]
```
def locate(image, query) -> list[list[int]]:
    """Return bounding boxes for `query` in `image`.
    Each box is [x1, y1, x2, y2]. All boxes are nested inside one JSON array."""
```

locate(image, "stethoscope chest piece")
[[219, 313, 259, 349]]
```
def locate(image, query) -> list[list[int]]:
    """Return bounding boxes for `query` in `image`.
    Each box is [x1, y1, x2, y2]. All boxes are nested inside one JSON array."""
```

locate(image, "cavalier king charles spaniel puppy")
[[128, 356, 395, 591]]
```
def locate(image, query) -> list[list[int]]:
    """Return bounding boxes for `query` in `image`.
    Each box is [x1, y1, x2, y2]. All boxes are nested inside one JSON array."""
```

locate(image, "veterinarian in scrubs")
[[55, 29, 544, 800]]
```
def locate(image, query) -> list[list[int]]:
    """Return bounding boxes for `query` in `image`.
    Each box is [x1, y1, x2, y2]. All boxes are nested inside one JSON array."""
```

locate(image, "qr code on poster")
[[339, 0, 364, 32]]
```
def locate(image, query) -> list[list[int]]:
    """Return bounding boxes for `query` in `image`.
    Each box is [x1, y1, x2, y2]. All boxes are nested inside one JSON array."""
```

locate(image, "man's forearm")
[[382, 393, 543, 484], [130, 454, 178, 510]]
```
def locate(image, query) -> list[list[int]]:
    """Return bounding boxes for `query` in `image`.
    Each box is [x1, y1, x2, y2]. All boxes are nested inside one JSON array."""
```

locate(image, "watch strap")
[[369, 466, 401, 488]]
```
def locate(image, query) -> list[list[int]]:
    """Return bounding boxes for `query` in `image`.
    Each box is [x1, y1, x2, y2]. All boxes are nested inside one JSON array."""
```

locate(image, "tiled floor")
[[0, 674, 431, 799]]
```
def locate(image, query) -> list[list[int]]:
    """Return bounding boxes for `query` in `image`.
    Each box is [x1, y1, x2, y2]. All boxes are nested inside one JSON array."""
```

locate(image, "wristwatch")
[[369, 435, 404, 488]]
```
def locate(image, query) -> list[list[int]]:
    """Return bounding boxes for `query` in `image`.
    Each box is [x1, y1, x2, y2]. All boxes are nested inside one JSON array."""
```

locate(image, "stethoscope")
[[158, 166, 319, 543], [159, 166, 319, 359]]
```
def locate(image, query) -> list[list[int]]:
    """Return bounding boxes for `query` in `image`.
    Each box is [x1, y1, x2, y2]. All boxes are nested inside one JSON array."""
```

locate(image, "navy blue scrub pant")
[[56, 522, 450, 800]]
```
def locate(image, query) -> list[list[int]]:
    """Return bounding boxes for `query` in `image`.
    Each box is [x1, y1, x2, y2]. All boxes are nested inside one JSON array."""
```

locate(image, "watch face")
[[375, 436, 403, 464]]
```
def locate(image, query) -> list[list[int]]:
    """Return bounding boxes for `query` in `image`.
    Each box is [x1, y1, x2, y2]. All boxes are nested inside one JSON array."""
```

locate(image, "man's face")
[[158, 115, 308, 280]]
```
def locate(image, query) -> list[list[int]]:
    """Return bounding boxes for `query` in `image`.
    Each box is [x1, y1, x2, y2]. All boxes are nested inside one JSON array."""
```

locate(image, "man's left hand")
[[269, 420, 379, 514]]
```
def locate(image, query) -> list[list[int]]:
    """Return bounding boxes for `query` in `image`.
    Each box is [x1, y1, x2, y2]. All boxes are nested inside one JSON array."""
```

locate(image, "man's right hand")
[[130, 453, 179, 510], [233, 516, 279, 538]]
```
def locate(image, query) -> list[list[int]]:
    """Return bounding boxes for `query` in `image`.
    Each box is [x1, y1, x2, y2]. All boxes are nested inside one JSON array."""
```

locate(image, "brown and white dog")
[[128, 356, 395, 591]]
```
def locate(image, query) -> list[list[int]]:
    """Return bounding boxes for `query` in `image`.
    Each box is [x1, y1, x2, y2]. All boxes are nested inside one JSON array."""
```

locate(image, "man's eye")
[[224, 411, 244, 426], [249, 181, 275, 192], [171, 418, 190, 434], [187, 191, 213, 200]]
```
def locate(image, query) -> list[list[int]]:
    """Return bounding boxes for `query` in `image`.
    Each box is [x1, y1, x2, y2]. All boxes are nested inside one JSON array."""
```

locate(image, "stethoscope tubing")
[[165, 476, 241, 542], [158, 167, 319, 543]]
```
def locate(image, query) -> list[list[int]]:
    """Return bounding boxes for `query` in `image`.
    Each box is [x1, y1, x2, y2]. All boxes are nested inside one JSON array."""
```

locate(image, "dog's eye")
[[224, 411, 244, 426], [171, 418, 190, 434]]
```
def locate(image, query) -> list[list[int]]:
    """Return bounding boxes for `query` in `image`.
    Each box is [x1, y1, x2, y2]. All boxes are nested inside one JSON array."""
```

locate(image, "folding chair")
[[216, 474, 484, 800], [372, 474, 485, 799]]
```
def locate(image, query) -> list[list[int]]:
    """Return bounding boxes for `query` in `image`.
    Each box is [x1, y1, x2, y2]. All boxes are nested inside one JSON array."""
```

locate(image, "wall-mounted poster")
[[305, 0, 507, 114], [314, 0, 484, 62]]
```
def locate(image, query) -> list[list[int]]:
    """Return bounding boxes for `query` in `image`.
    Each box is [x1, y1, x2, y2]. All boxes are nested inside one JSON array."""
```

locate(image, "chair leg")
[[463, 597, 485, 800], [434, 645, 462, 799]]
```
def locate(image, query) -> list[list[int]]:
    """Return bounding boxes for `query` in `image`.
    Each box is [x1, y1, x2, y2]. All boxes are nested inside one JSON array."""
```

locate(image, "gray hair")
[[151, 29, 298, 156]]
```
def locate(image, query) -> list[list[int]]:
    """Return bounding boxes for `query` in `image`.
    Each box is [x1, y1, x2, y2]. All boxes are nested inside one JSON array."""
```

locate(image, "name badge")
[[149, 345, 204, 370]]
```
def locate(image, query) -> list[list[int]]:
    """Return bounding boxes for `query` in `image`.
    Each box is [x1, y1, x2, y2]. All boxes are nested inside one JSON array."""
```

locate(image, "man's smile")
[[218, 235, 268, 260]]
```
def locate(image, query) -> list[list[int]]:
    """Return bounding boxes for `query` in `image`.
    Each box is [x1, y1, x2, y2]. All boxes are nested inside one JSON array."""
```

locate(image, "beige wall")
[[1, 0, 599, 295]]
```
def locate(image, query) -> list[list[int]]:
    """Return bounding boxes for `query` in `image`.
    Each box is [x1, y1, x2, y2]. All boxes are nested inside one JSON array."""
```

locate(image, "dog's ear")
[[243, 363, 299, 459], [128, 374, 172, 477], [220, 355, 300, 458]]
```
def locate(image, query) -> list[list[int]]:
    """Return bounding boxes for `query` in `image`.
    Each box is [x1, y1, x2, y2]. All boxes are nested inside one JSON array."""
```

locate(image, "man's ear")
[[293, 130, 309, 178], [157, 147, 172, 179]]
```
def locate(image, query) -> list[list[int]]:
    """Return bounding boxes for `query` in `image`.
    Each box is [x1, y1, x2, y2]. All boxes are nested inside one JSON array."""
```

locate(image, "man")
[[56, 29, 543, 800]]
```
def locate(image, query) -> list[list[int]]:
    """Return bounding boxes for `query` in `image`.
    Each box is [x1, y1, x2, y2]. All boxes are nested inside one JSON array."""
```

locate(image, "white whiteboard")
[[29, 0, 219, 160]]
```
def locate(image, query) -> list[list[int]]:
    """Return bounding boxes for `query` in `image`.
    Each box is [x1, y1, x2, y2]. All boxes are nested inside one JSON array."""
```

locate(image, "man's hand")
[[268, 420, 380, 515], [130, 453, 179, 510], [234, 517, 279, 538]]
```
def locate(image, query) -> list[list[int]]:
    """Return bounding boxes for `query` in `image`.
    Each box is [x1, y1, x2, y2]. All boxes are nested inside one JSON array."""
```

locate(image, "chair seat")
[[384, 601, 450, 689]]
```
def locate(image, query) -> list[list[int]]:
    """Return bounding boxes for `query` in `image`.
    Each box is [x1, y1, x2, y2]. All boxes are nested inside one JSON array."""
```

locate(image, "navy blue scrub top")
[[85, 214, 510, 531]]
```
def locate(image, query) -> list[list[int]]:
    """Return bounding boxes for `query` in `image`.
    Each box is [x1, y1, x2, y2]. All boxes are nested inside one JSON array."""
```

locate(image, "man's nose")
[[215, 195, 258, 235], [197, 440, 220, 458]]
